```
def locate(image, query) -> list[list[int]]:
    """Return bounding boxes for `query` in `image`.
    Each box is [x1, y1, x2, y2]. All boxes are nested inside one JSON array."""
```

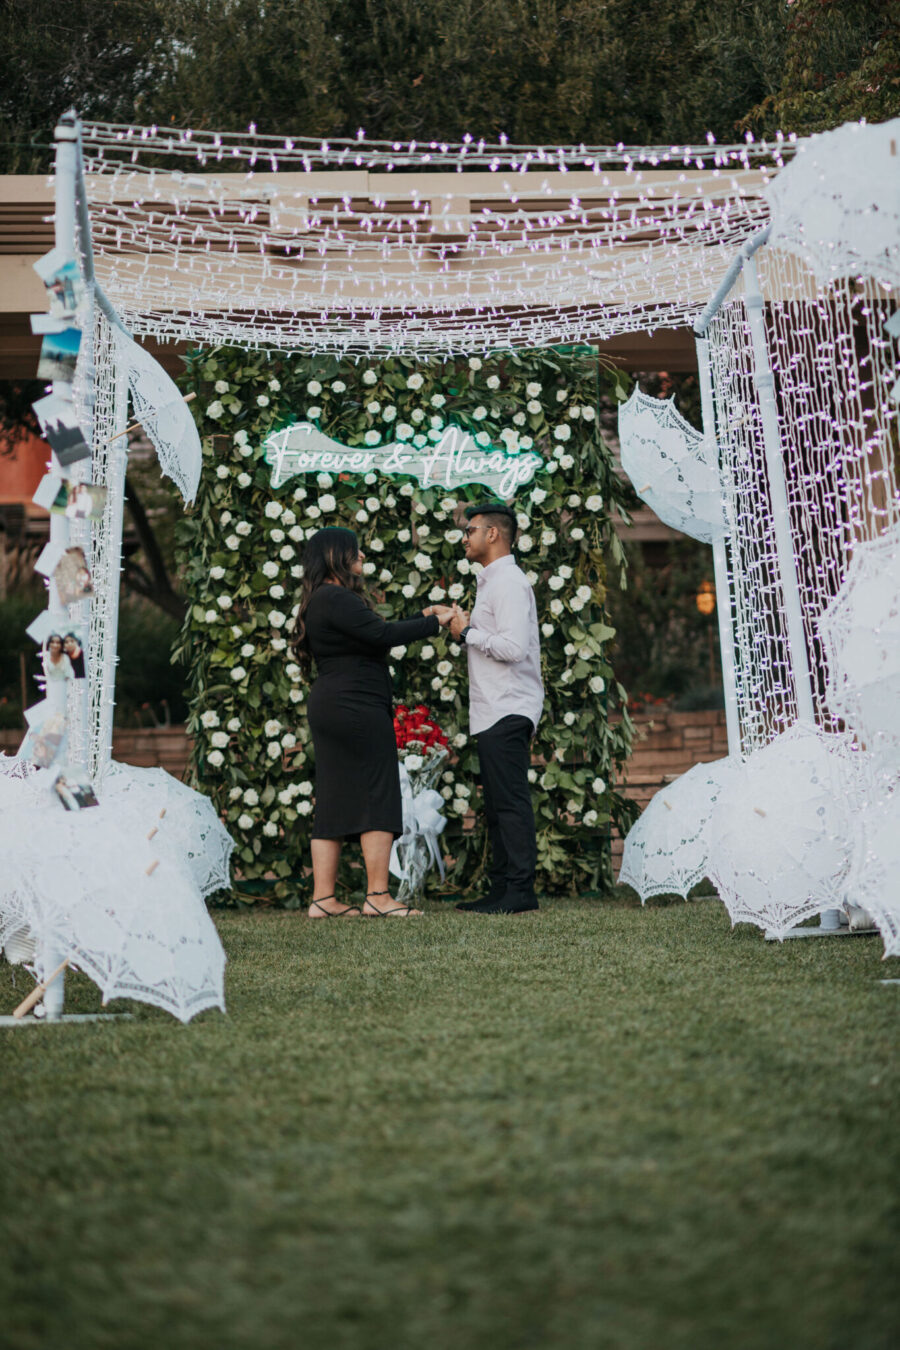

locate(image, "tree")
[[742, 0, 900, 136]]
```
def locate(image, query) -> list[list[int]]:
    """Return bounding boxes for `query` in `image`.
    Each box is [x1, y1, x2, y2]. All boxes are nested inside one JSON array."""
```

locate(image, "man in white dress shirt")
[[449, 502, 544, 914]]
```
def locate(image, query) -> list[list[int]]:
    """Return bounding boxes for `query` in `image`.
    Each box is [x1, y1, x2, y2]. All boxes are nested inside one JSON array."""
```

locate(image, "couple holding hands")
[[291, 500, 544, 918]]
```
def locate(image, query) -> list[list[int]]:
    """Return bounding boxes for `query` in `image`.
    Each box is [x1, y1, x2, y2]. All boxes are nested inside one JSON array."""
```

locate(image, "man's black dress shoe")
[[463, 894, 540, 916], [455, 893, 500, 912]]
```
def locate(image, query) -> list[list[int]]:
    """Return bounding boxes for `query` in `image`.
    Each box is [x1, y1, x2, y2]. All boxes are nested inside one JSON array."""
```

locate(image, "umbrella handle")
[[13, 957, 70, 1019]]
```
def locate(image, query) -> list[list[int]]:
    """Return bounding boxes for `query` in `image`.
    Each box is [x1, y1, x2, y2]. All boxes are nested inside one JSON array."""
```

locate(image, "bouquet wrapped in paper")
[[389, 705, 451, 906]]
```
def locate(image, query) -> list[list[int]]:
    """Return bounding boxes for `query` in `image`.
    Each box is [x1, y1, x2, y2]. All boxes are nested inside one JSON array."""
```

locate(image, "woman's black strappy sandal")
[[308, 894, 361, 919], [364, 889, 422, 918]]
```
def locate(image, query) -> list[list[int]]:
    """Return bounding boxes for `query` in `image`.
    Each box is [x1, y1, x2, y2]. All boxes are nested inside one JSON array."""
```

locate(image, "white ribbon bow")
[[389, 762, 447, 882]]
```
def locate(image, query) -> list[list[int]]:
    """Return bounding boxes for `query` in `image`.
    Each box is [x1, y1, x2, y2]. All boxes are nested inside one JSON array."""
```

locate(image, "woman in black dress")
[[292, 527, 452, 918]]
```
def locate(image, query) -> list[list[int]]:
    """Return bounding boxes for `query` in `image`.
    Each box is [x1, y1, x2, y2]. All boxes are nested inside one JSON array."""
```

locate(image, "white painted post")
[[695, 334, 741, 759]]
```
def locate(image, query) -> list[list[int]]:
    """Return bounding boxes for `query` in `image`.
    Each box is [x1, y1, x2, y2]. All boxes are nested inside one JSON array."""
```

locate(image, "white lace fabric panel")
[[112, 328, 202, 505], [0, 756, 227, 1022], [618, 388, 725, 544]]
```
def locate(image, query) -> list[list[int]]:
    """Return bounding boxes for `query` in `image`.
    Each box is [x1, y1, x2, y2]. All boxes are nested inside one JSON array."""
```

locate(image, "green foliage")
[[114, 596, 188, 725], [0, 588, 44, 728], [174, 346, 637, 902], [742, 0, 900, 136]]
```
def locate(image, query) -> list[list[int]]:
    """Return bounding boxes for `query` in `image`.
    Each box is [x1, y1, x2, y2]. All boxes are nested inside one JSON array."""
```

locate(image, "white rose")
[[237, 813, 254, 830], [240, 643, 255, 658], [411, 408, 426, 424], [452, 733, 467, 749], [306, 505, 321, 519], [468, 357, 482, 370], [440, 687, 454, 702], [220, 511, 233, 525], [512, 411, 526, 427], [414, 552, 431, 570], [268, 610, 286, 627], [401, 584, 416, 600], [227, 717, 242, 732], [406, 372, 425, 390], [319, 494, 336, 512], [553, 424, 572, 442], [542, 529, 557, 546], [430, 394, 447, 408], [229, 786, 243, 801], [331, 379, 346, 393], [231, 665, 247, 681], [585, 495, 603, 512], [472, 406, 488, 421], [236, 520, 252, 536], [209, 565, 226, 581], [366, 400, 381, 414], [518, 534, 533, 552], [307, 380, 322, 395], [525, 571, 538, 585], [592, 776, 607, 793], [237, 472, 251, 487], [457, 557, 471, 574], [379, 568, 392, 583], [448, 583, 464, 600], [257, 394, 269, 407], [520, 436, 533, 449], [530, 487, 547, 505], [362, 370, 378, 385], [420, 644, 435, 660], [362, 562, 376, 575], [549, 598, 564, 617], [446, 529, 463, 544], [200, 710, 220, 728], [286, 662, 302, 681], [559, 455, 575, 470], [382, 405, 397, 422], [548, 576, 565, 591], [214, 379, 229, 394], [281, 732, 297, 749], [475, 431, 490, 448], [568, 405, 581, 420], [210, 730, 229, 748], [413, 434, 427, 448], [397, 423, 414, 440], [556, 388, 569, 402], [289, 525, 304, 541], [207, 750, 224, 767], [297, 799, 313, 816], [308, 402, 323, 417], [206, 400, 224, 419], [526, 400, 542, 415], [590, 676, 606, 694], [369, 537, 384, 552], [364, 430, 381, 446], [264, 719, 281, 737], [571, 595, 587, 611], [271, 636, 287, 651], [437, 660, 452, 676], [215, 464, 230, 480], [264, 502, 282, 519], [428, 585, 445, 601], [396, 528, 411, 543], [567, 494, 582, 508], [564, 712, 577, 727], [268, 377, 281, 391], [277, 789, 292, 806], [583, 810, 599, 826], [262, 561, 279, 579], [576, 585, 592, 600], [280, 545, 295, 561], [541, 623, 554, 637], [581, 406, 596, 421], [289, 688, 302, 703], [262, 821, 278, 837], [293, 487, 307, 502], [267, 741, 281, 759], [570, 527, 585, 541], [356, 509, 369, 524], [316, 473, 333, 489], [217, 594, 233, 609], [486, 375, 501, 390]]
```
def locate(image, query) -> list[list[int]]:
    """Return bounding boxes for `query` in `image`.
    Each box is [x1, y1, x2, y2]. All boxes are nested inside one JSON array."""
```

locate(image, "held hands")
[[449, 607, 470, 639]]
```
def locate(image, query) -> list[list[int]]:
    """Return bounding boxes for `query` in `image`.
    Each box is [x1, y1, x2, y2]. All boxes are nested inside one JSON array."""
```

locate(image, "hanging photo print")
[[53, 547, 93, 605], [33, 247, 85, 319], [61, 626, 87, 680], [52, 767, 100, 811], [35, 324, 82, 384], [20, 710, 68, 769], [49, 479, 107, 521]]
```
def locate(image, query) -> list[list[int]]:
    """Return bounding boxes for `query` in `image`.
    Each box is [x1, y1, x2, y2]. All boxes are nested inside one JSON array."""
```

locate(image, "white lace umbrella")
[[0, 764, 226, 1022], [818, 523, 900, 756], [113, 330, 202, 503], [619, 757, 738, 901], [707, 724, 858, 938], [617, 387, 725, 543], [847, 786, 900, 958], [765, 117, 900, 287], [101, 761, 235, 898]]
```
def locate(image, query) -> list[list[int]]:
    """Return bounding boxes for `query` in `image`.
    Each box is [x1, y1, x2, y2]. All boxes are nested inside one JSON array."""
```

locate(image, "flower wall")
[[174, 348, 637, 903]]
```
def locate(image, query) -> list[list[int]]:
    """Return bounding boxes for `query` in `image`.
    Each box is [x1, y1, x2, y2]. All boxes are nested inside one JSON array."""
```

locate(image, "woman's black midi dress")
[[304, 585, 439, 840]]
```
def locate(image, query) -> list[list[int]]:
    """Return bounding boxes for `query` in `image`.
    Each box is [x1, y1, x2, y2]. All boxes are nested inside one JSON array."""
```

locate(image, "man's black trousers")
[[475, 714, 537, 902]]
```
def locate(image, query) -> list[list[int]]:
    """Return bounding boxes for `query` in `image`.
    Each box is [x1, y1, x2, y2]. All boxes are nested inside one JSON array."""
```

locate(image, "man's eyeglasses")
[[462, 525, 488, 537]]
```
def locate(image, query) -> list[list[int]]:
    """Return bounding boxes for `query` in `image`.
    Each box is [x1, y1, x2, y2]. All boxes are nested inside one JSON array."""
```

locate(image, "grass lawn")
[[1, 897, 897, 1350]]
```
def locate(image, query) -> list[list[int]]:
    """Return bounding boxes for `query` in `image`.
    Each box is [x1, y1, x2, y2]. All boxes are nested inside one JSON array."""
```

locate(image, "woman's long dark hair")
[[291, 527, 368, 667]]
